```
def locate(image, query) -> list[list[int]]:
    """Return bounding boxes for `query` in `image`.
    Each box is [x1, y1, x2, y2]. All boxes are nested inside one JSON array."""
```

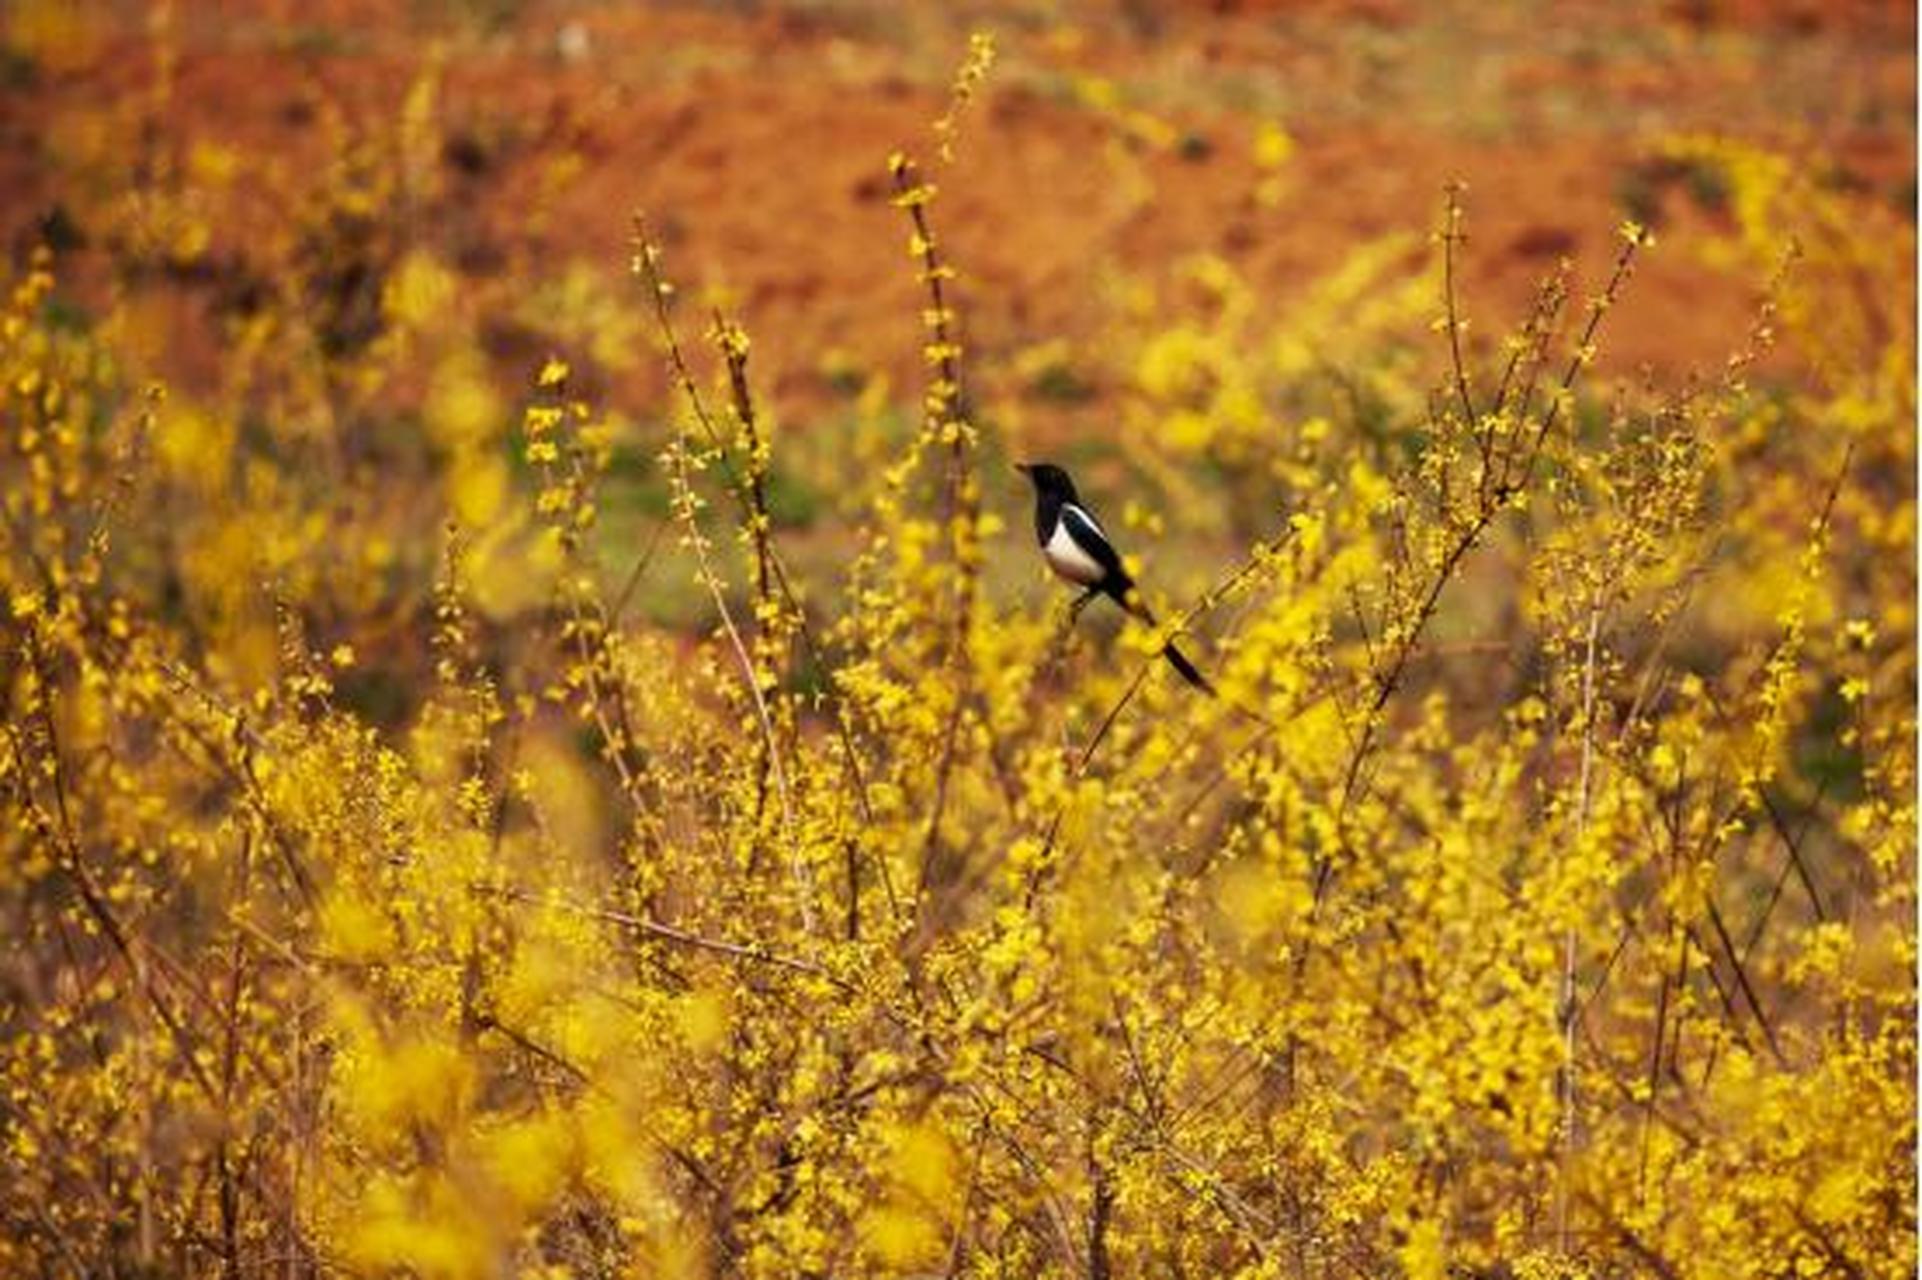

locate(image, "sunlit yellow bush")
[[1, 36, 1914, 1280]]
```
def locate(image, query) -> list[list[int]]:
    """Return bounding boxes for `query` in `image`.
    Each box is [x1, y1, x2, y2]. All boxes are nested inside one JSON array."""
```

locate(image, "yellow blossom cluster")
[[1, 35, 1914, 1280]]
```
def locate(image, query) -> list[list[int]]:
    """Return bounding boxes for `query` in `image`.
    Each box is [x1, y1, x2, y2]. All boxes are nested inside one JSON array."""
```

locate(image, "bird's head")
[[1015, 461, 1077, 500]]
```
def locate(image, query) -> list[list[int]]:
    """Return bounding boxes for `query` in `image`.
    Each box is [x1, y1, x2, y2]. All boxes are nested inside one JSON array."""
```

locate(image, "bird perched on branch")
[[1017, 461, 1213, 694]]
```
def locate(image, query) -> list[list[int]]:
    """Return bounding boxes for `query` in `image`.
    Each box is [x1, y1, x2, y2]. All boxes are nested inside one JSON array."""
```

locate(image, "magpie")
[[1017, 462, 1213, 694]]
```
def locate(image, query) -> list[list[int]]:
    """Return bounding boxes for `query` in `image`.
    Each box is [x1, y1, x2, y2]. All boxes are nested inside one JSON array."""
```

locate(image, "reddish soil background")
[[2, 0, 1914, 431]]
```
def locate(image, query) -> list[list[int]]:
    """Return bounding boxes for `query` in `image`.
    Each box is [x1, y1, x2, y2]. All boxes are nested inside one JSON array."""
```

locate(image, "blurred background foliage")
[[0, 1, 1914, 1276]]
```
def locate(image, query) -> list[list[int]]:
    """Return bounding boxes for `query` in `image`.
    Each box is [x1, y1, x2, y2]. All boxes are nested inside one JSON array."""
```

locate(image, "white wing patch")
[[1044, 517, 1107, 586], [1061, 502, 1108, 543]]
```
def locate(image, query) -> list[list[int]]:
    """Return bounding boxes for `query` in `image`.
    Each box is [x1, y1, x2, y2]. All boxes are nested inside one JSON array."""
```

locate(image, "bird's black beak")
[[1014, 462, 1033, 475]]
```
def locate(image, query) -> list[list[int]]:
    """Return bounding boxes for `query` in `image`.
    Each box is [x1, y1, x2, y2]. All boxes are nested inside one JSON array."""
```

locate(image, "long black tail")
[[1161, 640, 1215, 695], [1116, 587, 1215, 696]]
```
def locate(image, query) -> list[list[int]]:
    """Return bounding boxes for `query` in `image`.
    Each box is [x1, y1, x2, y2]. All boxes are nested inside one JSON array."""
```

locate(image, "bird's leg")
[[1036, 589, 1096, 690]]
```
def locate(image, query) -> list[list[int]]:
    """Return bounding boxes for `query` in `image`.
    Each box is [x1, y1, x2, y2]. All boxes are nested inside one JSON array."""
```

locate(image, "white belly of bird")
[[1044, 520, 1107, 586]]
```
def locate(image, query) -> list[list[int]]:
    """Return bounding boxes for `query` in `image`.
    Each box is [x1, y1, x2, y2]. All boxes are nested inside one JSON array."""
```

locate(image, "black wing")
[[1060, 503, 1127, 585]]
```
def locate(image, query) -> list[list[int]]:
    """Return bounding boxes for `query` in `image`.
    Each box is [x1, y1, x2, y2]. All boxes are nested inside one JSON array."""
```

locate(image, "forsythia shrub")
[[2, 39, 1915, 1280]]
